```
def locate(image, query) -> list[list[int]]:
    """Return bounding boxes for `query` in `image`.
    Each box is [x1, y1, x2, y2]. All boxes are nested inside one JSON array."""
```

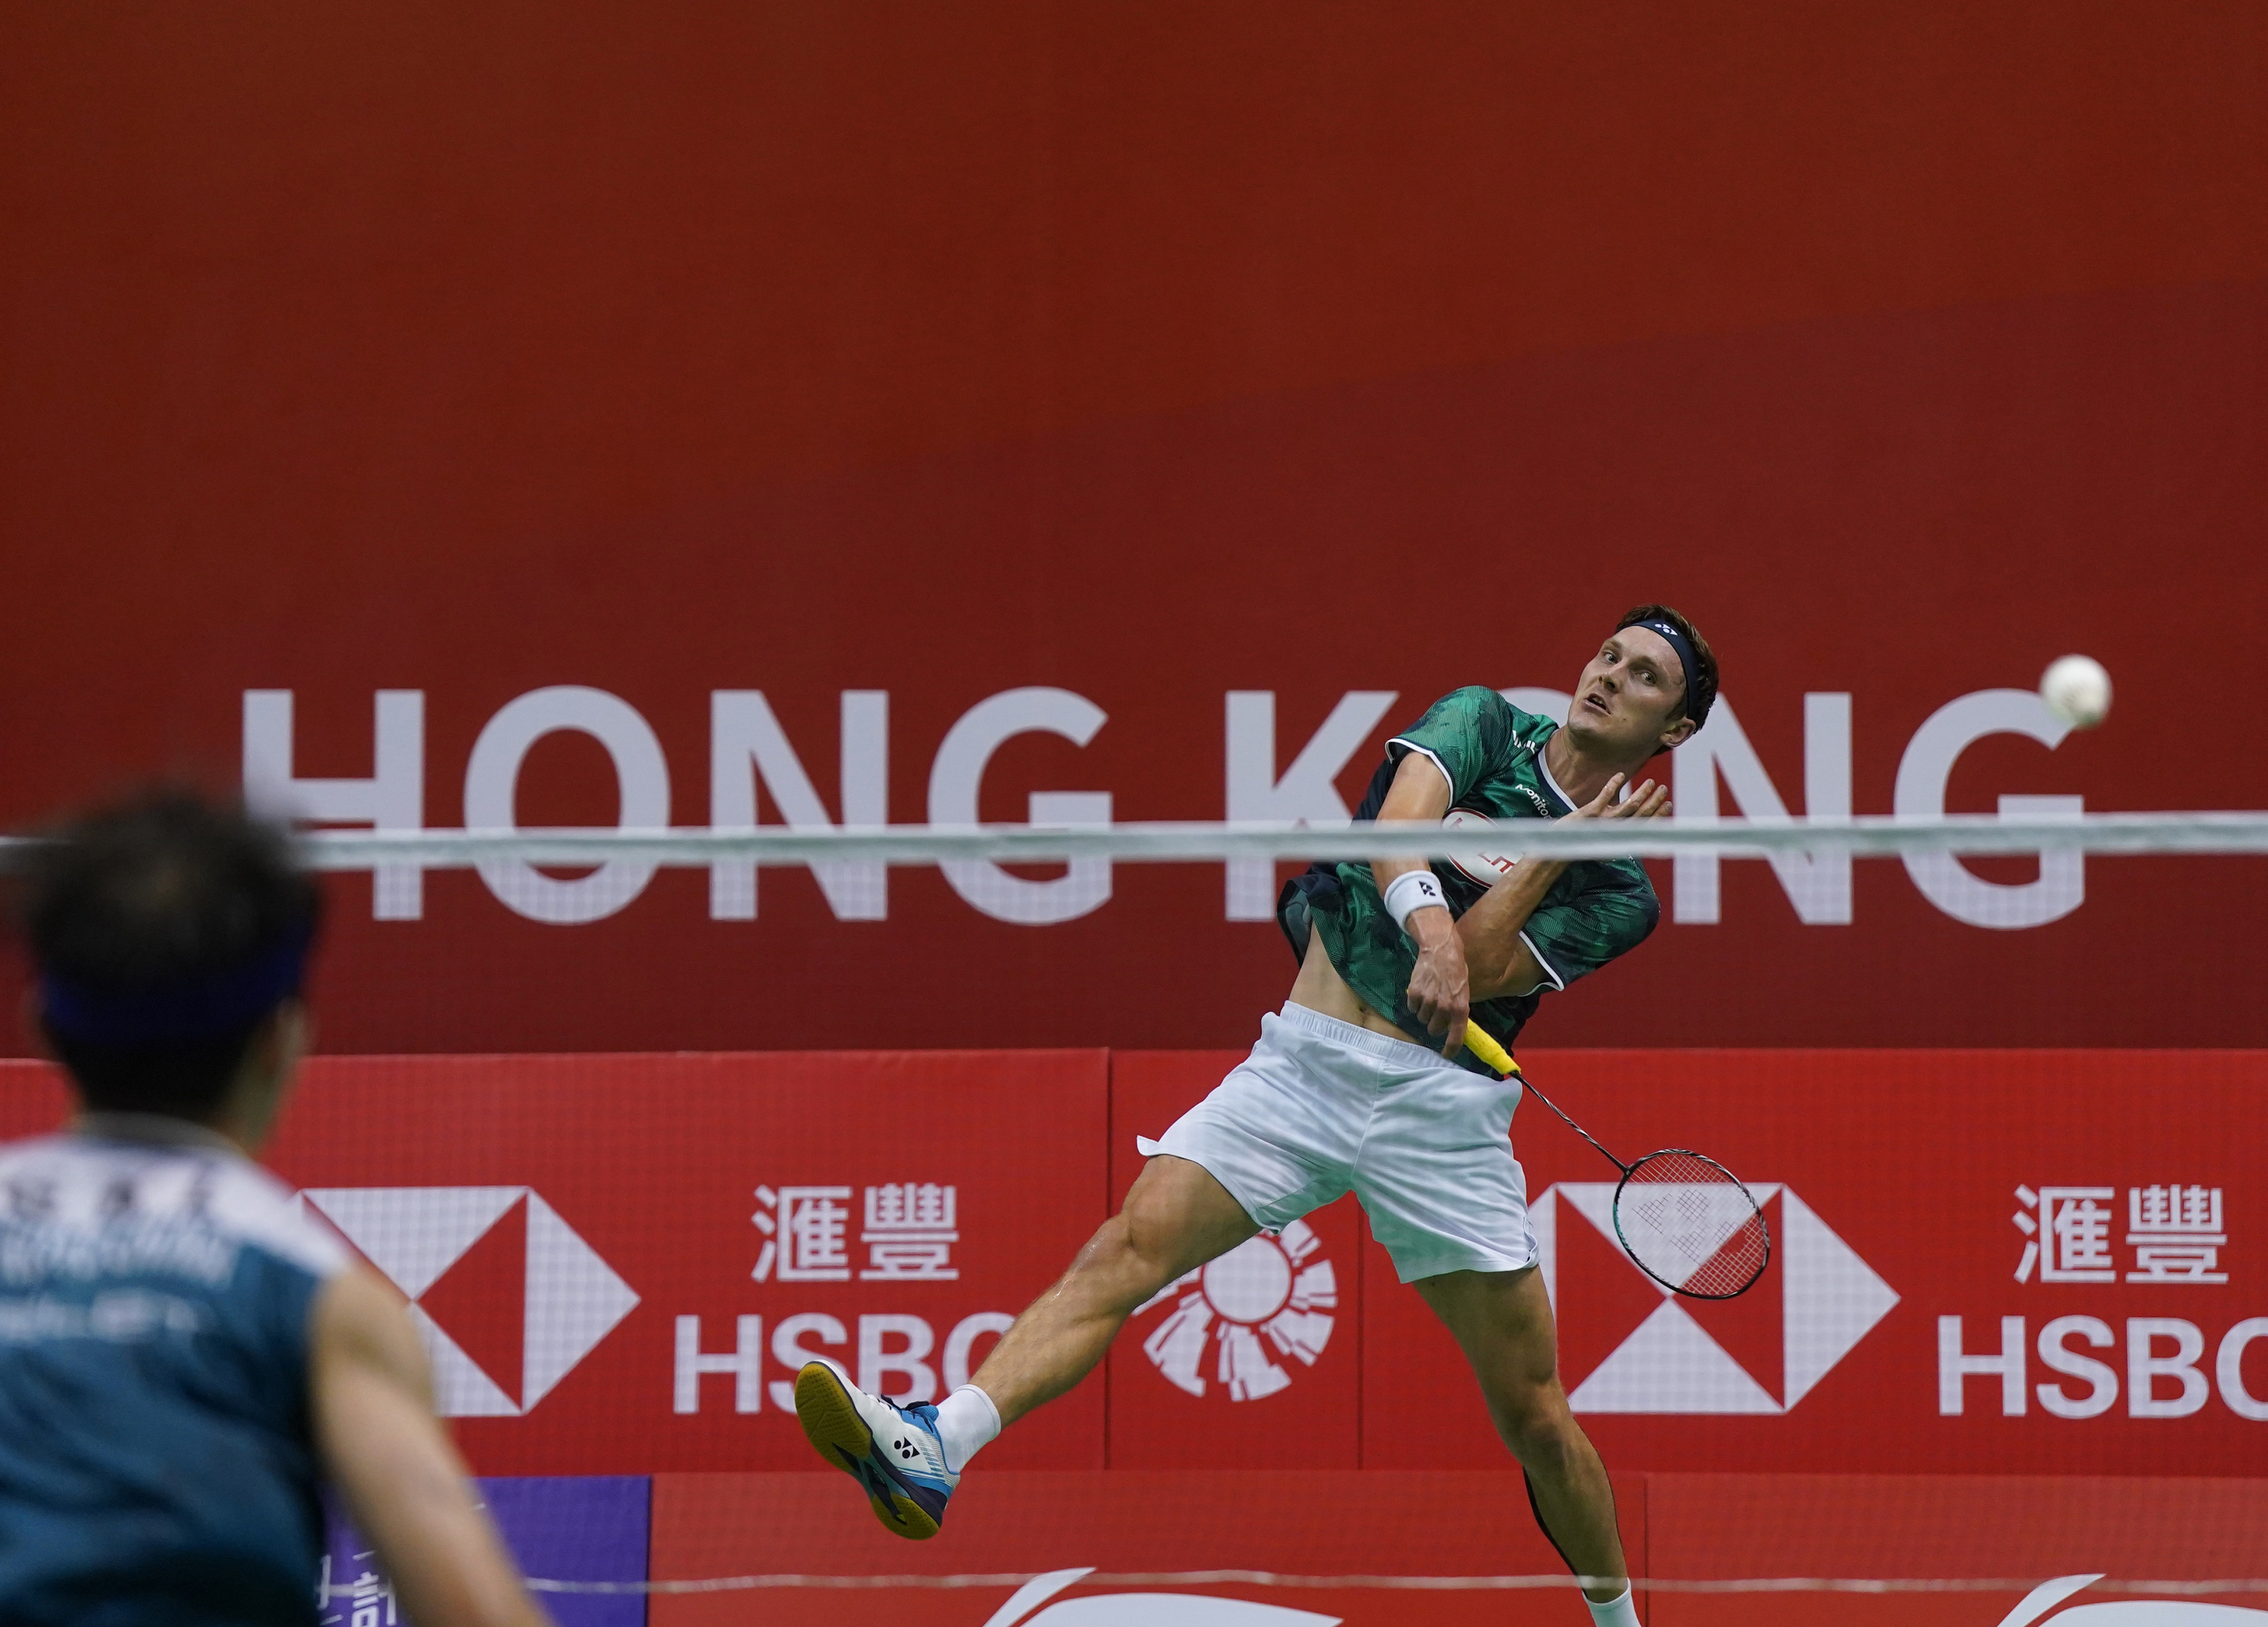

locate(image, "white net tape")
[[96, 810, 2268, 870]]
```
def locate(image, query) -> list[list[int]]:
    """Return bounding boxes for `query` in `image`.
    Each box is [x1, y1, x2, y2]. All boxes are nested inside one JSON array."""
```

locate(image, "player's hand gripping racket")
[[1462, 1026, 1771, 1300]]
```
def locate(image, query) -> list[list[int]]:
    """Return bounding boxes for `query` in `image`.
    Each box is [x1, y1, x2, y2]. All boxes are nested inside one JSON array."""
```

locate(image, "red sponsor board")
[[1, 1046, 2259, 1479], [0, 1049, 1112, 1475], [1642, 1473, 2268, 1627], [643, 1470, 2268, 1627], [1365, 1049, 2268, 1476], [647, 1468, 1645, 1627]]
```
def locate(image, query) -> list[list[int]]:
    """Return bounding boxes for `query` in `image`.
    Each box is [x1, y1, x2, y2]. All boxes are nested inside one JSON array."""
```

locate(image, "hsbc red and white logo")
[[300, 1187, 639, 1418], [1537, 1182, 1898, 1414]]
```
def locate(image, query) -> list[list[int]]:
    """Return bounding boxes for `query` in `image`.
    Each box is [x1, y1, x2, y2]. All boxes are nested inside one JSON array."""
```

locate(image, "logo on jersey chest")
[[1441, 808, 1526, 885]]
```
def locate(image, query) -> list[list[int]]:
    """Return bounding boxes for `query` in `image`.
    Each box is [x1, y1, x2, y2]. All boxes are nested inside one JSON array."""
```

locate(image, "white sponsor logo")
[[2013, 1182, 2231, 1286], [1937, 1313, 2268, 1420], [751, 1181, 961, 1282], [1998, 1574, 2268, 1624], [967, 1568, 2266, 1626], [1440, 808, 1521, 886], [672, 1308, 1015, 1415], [983, 1568, 1335, 1626], [1537, 1182, 1898, 1414], [300, 1187, 639, 1417], [252, 681, 2094, 932], [1135, 1220, 1336, 1402]]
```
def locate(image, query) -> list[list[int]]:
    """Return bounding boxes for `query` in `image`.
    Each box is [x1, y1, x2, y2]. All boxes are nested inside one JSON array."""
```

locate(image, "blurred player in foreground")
[[0, 794, 546, 1627], [799, 606, 1715, 1627]]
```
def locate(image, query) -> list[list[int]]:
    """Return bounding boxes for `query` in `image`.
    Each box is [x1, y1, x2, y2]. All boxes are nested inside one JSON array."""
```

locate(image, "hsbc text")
[[671, 1310, 1013, 1415], [1937, 1313, 2268, 1420]]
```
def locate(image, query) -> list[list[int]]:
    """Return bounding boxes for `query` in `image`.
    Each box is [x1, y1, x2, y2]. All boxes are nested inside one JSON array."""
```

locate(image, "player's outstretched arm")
[[310, 1267, 551, 1627]]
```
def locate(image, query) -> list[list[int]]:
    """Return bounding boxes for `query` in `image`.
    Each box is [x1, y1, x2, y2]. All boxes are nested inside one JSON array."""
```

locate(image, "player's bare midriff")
[[1286, 928, 1419, 1044]]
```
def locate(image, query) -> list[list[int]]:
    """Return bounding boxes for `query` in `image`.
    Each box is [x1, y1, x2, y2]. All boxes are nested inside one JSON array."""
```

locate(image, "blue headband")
[[1628, 619, 1705, 723], [40, 925, 313, 1048]]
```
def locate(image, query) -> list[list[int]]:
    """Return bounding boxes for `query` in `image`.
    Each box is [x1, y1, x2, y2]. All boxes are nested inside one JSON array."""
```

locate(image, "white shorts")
[[1141, 1003, 1539, 1283]]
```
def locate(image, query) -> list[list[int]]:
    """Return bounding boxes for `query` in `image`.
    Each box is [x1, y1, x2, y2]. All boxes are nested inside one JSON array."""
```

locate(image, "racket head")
[[1611, 1149, 1771, 1300]]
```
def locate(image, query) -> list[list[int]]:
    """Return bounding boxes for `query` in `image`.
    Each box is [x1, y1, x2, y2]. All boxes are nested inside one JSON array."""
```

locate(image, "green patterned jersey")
[[1277, 685, 1660, 1069]]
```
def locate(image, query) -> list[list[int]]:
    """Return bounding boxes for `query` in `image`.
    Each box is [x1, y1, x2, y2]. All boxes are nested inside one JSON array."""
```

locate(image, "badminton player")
[[799, 607, 1716, 1627], [0, 794, 546, 1627]]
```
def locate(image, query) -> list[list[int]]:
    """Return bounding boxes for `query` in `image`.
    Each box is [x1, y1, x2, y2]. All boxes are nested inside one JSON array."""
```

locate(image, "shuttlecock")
[[2040, 654, 2112, 730]]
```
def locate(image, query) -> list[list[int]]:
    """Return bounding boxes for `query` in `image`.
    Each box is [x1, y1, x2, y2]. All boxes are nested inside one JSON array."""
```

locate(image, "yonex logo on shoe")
[[298, 1186, 639, 1417], [1133, 1218, 1336, 1402]]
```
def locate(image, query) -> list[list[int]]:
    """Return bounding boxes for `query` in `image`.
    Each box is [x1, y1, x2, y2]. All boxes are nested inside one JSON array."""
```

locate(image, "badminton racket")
[[1462, 1025, 1770, 1300]]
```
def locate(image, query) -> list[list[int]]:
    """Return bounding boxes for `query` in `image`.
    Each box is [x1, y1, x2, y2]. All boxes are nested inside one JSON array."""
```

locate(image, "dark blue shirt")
[[0, 1120, 347, 1625]]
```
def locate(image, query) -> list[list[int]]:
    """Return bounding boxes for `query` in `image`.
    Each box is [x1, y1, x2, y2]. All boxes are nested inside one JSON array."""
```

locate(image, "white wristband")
[[1382, 868, 1448, 933]]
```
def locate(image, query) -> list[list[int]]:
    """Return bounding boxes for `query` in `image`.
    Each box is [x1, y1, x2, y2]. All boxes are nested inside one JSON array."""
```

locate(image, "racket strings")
[[1615, 1151, 1770, 1300]]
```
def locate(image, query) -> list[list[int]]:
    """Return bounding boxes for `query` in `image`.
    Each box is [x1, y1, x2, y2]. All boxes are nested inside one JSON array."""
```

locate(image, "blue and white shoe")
[[793, 1361, 959, 1539]]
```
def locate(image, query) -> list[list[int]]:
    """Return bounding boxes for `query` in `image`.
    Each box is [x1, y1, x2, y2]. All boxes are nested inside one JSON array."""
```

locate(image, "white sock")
[[931, 1384, 1001, 1472], [1584, 1584, 1640, 1626]]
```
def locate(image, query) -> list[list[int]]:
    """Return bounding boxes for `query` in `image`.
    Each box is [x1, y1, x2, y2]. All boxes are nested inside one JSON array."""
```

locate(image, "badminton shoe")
[[794, 1361, 959, 1539]]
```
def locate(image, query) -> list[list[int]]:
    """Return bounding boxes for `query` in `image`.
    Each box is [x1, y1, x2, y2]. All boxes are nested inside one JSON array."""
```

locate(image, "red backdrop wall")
[[2, 5, 2264, 1056]]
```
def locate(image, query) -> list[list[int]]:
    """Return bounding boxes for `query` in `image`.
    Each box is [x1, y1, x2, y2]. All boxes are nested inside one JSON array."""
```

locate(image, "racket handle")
[[1462, 1025, 1520, 1078]]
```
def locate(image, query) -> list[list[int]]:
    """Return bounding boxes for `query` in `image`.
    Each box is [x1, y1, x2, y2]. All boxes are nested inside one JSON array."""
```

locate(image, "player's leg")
[[797, 1007, 1357, 1538], [1412, 1267, 1635, 1622], [965, 1014, 1364, 1426], [969, 1152, 1257, 1424], [794, 1153, 1255, 1539], [1350, 1045, 1637, 1623]]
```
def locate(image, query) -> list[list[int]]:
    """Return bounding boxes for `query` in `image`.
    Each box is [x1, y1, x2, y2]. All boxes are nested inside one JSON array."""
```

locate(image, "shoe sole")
[[793, 1363, 942, 1541]]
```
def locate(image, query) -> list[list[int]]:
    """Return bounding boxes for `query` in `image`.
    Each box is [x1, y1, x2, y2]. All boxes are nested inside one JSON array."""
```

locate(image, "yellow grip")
[[1462, 1024, 1520, 1078]]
